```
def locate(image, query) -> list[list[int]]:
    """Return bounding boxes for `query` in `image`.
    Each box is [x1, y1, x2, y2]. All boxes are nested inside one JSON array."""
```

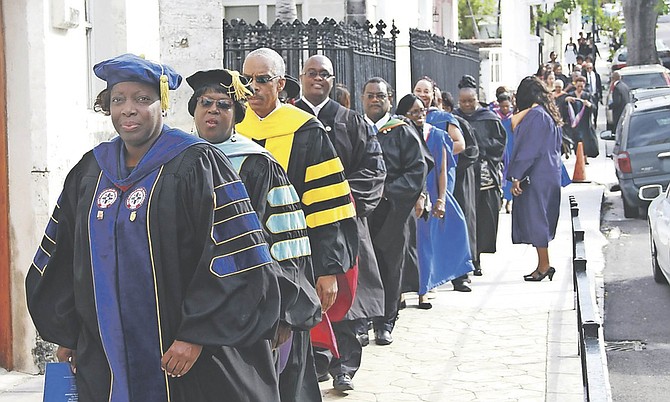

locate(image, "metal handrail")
[[569, 195, 612, 402]]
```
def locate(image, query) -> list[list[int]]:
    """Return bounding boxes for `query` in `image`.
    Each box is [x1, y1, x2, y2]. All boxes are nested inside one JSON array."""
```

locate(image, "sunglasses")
[[303, 70, 334, 79], [242, 74, 280, 84], [198, 97, 234, 110]]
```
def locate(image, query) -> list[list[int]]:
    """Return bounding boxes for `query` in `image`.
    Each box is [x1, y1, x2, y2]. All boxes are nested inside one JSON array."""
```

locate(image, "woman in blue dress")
[[397, 94, 474, 306]]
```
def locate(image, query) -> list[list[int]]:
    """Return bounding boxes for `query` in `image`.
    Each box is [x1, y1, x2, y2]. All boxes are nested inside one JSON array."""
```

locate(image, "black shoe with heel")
[[523, 267, 556, 282]]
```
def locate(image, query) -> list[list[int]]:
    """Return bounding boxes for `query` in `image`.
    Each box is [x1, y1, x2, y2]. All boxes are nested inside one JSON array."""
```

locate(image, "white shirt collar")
[[300, 97, 329, 116], [253, 100, 282, 121], [364, 113, 391, 132]]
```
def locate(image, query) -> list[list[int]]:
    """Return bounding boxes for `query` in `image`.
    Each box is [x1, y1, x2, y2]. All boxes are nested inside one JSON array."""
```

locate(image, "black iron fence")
[[409, 28, 480, 101], [223, 18, 397, 112], [570, 196, 612, 401]]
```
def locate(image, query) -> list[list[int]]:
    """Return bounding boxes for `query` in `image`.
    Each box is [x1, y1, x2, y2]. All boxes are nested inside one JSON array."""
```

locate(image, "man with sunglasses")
[[237, 48, 359, 402], [295, 55, 386, 393], [361, 77, 431, 347]]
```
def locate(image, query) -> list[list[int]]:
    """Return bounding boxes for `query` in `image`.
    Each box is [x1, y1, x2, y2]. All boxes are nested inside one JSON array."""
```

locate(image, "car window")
[[627, 108, 670, 148], [623, 73, 670, 90], [618, 51, 627, 62]]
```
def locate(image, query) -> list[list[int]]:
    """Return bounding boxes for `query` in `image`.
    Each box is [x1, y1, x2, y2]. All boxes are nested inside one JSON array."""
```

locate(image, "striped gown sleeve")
[[176, 148, 281, 347]]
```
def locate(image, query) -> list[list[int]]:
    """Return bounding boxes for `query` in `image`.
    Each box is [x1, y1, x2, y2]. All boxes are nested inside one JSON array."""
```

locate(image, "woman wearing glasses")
[[186, 68, 322, 399], [397, 94, 474, 307]]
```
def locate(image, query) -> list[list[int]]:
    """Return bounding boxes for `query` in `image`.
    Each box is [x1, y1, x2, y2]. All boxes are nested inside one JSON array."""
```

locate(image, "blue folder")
[[43, 362, 78, 401]]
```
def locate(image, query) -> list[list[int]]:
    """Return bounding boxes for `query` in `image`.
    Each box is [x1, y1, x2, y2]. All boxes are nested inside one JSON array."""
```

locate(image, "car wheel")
[[623, 194, 639, 218], [651, 237, 668, 284]]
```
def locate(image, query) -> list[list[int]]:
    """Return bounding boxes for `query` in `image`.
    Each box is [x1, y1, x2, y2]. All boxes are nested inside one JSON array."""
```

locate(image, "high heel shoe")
[[523, 267, 556, 282]]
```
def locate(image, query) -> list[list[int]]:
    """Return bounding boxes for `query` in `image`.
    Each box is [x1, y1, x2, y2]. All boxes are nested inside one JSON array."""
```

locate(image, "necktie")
[[372, 125, 379, 134]]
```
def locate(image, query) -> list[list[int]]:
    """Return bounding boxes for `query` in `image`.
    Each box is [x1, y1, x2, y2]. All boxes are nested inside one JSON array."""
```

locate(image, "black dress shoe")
[[333, 373, 354, 392], [356, 333, 369, 347], [473, 267, 483, 276], [317, 372, 331, 382], [418, 302, 433, 310], [453, 283, 472, 292], [375, 329, 393, 345]]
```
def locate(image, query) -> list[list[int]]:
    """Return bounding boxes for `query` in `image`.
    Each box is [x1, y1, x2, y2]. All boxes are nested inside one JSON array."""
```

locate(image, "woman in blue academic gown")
[[26, 54, 282, 402], [397, 94, 474, 307], [508, 76, 562, 282]]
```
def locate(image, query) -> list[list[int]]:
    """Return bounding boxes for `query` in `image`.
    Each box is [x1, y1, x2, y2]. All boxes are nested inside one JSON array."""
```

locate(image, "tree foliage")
[[458, 0, 497, 39]]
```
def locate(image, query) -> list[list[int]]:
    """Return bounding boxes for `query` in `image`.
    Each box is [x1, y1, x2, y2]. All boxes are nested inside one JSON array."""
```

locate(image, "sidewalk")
[[320, 161, 611, 401], [0, 164, 611, 402]]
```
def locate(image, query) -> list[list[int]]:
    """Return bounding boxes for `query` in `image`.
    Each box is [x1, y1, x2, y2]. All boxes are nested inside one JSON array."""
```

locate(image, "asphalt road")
[[602, 189, 670, 401]]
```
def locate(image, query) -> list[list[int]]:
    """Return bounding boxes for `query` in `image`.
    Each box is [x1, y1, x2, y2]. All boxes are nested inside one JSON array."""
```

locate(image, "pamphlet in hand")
[[43, 362, 78, 401]]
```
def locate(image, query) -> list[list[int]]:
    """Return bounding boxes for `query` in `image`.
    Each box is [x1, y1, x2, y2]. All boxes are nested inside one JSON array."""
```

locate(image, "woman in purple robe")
[[508, 76, 562, 282]]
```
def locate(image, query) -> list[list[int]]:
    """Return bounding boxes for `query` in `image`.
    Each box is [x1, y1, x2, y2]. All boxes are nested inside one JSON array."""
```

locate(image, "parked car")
[[600, 92, 670, 218], [643, 184, 670, 284], [605, 64, 670, 130], [609, 40, 670, 72]]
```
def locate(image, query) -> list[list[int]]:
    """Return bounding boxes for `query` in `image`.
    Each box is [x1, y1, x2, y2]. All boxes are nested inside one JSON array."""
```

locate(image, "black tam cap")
[[185, 69, 252, 121], [283, 74, 301, 100]]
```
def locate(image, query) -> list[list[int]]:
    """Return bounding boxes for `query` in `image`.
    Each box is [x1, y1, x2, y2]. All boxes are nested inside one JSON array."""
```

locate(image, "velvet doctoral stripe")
[[89, 169, 167, 402]]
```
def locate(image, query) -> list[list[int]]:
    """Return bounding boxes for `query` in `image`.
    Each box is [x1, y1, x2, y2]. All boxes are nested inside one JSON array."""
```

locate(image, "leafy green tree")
[[458, 0, 496, 39]]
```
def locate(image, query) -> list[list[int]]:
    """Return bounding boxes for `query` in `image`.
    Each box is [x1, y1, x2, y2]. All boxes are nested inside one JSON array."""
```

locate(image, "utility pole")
[[592, 0, 598, 59]]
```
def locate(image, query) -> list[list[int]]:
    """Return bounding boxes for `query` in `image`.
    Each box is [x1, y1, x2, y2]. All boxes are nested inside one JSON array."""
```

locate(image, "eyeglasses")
[[242, 74, 280, 84], [302, 70, 334, 80], [198, 96, 234, 110], [364, 93, 388, 100], [407, 108, 426, 117]]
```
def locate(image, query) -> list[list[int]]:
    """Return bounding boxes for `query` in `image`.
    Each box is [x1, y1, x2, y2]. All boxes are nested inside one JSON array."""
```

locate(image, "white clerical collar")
[[301, 97, 329, 116], [364, 113, 390, 132], [254, 100, 282, 121]]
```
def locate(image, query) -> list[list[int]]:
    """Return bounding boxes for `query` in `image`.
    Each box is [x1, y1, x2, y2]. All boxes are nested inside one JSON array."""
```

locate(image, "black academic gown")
[[296, 98, 386, 379], [237, 105, 359, 402], [296, 98, 386, 321], [451, 115, 479, 264], [400, 118, 435, 294], [370, 118, 429, 332], [455, 107, 507, 256], [214, 135, 321, 332], [26, 128, 282, 402]]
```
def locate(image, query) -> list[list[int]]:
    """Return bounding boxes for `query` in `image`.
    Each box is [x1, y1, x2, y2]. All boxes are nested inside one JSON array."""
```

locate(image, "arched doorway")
[[0, 0, 13, 370]]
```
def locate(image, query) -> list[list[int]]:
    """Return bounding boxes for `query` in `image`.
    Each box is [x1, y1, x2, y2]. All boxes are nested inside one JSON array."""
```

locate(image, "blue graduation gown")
[[417, 125, 474, 294]]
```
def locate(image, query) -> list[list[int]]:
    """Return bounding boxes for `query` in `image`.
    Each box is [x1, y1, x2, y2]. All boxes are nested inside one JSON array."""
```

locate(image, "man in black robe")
[[26, 54, 282, 402], [236, 47, 359, 402], [362, 77, 429, 346], [295, 55, 386, 392], [185, 69, 322, 380], [455, 83, 507, 277], [609, 71, 631, 131]]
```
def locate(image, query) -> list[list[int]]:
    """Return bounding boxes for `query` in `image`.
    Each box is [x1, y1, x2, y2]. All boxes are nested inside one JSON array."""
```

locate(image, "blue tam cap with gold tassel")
[[93, 53, 182, 112]]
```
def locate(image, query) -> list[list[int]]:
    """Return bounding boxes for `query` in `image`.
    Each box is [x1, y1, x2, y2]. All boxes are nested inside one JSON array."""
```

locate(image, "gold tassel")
[[160, 73, 169, 112], [223, 69, 253, 101]]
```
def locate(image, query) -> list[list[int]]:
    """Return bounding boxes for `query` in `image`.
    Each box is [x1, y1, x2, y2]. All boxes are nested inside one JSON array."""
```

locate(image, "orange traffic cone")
[[573, 141, 588, 183]]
